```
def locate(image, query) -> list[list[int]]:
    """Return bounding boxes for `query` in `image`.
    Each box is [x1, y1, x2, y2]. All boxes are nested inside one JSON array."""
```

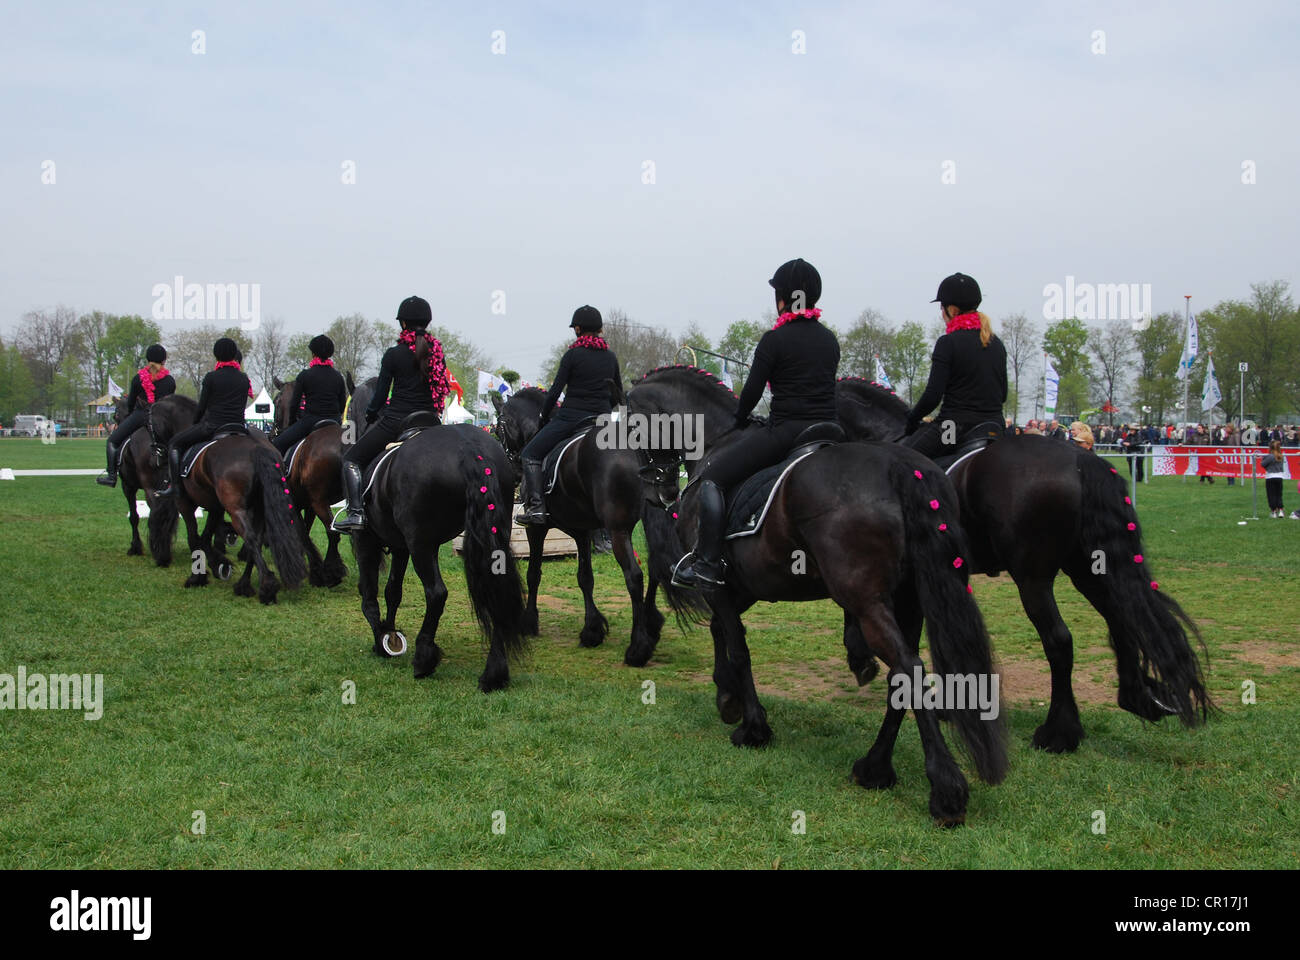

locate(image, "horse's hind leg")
[[843, 609, 879, 686], [850, 593, 918, 789], [408, 548, 449, 681], [299, 508, 327, 586], [124, 483, 143, 556], [520, 525, 545, 636], [319, 509, 347, 585], [351, 530, 386, 653], [376, 547, 410, 659], [181, 499, 208, 588], [575, 532, 609, 648], [711, 607, 743, 725], [643, 574, 665, 643], [1016, 574, 1085, 752], [614, 528, 656, 667]]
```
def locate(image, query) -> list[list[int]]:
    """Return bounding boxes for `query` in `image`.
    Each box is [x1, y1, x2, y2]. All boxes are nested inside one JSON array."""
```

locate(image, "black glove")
[[904, 416, 920, 437]]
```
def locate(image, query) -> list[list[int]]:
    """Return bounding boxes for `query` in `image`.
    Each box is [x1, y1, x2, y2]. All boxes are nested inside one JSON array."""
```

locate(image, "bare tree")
[[1000, 312, 1038, 422], [1087, 320, 1132, 426], [15, 306, 82, 416], [167, 323, 226, 396], [249, 315, 289, 393], [840, 308, 895, 379]]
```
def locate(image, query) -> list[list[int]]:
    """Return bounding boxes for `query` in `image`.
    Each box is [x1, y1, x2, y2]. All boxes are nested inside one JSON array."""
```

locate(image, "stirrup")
[[671, 552, 724, 589], [332, 510, 366, 532], [96, 473, 117, 487]]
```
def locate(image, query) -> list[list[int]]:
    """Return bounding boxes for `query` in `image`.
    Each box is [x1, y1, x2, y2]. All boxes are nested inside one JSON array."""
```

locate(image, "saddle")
[[931, 421, 1002, 473], [543, 424, 595, 494], [284, 419, 341, 475], [386, 410, 441, 449], [724, 422, 845, 539], [180, 423, 248, 478]]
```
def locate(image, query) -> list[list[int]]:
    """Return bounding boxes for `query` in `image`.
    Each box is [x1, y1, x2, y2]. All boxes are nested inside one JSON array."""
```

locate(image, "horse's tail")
[[147, 487, 178, 567], [1075, 451, 1211, 725], [253, 446, 307, 590], [641, 500, 709, 626], [459, 442, 527, 661], [891, 457, 1008, 785]]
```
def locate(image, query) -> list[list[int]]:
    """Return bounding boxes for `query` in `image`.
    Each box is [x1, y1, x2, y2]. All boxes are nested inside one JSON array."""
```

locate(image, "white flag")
[[873, 355, 892, 390], [108, 376, 125, 398], [1201, 355, 1222, 412], [719, 366, 734, 390], [1044, 355, 1060, 417], [476, 369, 501, 396], [1176, 313, 1198, 381]]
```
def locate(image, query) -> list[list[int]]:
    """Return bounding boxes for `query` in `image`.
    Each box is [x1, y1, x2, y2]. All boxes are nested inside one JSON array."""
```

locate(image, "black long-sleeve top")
[[126, 371, 176, 413], [195, 367, 251, 427], [290, 364, 347, 423], [543, 346, 622, 420], [908, 329, 1008, 427], [736, 317, 840, 427], [368, 345, 438, 420]]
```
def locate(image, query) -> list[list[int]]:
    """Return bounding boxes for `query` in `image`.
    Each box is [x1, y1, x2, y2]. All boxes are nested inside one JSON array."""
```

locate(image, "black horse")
[[271, 378, 348, 587], [111, 394, 195, 566], [834, 377, 1211, 751], [344, 378, 526, 692], [630, 366, 1007, 825], [491, 387, 701, 666]]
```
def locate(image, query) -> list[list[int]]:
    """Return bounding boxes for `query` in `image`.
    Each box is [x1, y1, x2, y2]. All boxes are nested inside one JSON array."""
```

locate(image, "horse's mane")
[[631, 364, 738, 399], [837, 376, 909, 414]]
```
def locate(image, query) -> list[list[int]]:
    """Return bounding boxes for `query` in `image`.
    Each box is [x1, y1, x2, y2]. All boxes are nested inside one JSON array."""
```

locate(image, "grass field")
[[1, 437, 1296, 868]]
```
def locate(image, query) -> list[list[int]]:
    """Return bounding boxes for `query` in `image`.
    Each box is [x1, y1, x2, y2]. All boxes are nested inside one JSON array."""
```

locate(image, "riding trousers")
[[520, 407, 597, 461], [900, 417, 985, 461], [344, 413, 439, 469], [696, 418, 826, 494], [108, 409, 148, 446], [272, 414, 331, 454], [166, 421, 225, 465]]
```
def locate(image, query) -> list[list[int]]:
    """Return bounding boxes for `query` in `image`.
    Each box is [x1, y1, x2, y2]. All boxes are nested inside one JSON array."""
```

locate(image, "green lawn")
[[0, 438, 1296, 867]]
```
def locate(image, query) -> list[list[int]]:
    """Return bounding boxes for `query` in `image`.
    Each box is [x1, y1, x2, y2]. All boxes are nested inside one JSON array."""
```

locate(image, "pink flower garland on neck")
[[138, 366, 168, 404], [773, 308, 822, 329], [945, 311, 982, 334], [572, 334, 608, 350], [309, 357, 334, 367], [397, 328, 450, 415]]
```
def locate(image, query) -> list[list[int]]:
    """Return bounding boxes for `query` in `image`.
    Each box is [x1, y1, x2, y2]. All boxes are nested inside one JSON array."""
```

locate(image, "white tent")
[[442, 395, 474, 424], [246, 387, 275, 431]]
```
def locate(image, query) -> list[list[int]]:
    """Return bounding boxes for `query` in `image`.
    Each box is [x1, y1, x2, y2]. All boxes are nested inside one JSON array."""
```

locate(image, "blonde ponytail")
[[978, 311, 992, 348]]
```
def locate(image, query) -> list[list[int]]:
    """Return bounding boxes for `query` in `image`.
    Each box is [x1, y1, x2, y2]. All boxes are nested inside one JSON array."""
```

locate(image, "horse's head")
[[835, 377, 909, 442], [112, 396, 130, 426], [271, 376, 293, 437], [346, 376, 378, 438], [492, 388, 545, 471]]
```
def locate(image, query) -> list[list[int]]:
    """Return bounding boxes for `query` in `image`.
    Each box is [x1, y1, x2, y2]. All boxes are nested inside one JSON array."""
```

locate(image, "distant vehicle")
[[13, 414, 52, 437]]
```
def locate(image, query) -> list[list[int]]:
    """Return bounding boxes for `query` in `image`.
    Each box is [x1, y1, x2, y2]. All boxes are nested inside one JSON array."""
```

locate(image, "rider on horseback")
[[900, 273, 1007, 461], [271, 335, 347, 455], [515, 306, 622, 526], [334, 296, 450, 532], [156, 337, 252, 498], [673, 258, 840, 589], [96, 344, 175, 487]]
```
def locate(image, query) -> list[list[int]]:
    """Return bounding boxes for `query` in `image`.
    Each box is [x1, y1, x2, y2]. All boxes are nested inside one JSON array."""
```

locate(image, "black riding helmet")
[[570, 305, 602, 333], [309, 334, 335, 359], [145, 344, 166, 364], [769, 258, 822, 311], [213, 337, 239, 362], [397, 295, 432, 330], [931, 273, 982, 311]]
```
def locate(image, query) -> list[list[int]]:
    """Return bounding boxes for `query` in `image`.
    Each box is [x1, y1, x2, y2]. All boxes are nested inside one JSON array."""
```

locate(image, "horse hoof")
[[1031, 723, 1082, 754], [730, 722, 772, 748], [852, 658, 879, 687], [933, 815, 966, 829], [215, 561, 233, 581], [184, 575, 208, 588], [127, 544, 143, 557], [380, 631, 408, 657], [716, 691, 742, 725], [852, 758, 897, 790]]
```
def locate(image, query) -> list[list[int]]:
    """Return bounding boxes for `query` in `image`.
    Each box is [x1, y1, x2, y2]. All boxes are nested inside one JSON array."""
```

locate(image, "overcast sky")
[[2, 0, 1297, 381]]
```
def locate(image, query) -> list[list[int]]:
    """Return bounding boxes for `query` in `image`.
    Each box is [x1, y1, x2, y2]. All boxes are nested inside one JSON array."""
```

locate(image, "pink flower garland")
[[772, 308, 823, 330], [397, 329, 450, 416], [944, 312, 982, 334], [309, 357, 334, 367], [138, 366, 168, 404], [572, 334, 609, 350]]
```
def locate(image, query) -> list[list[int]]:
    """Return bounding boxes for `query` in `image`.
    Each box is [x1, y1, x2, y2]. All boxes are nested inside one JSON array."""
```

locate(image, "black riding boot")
[[516, 458, 548, 525], [155, 445, 183, 497], [334, 461, 366, 531], [673, 480, 725, 588], [96, 441, 120, 486]]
